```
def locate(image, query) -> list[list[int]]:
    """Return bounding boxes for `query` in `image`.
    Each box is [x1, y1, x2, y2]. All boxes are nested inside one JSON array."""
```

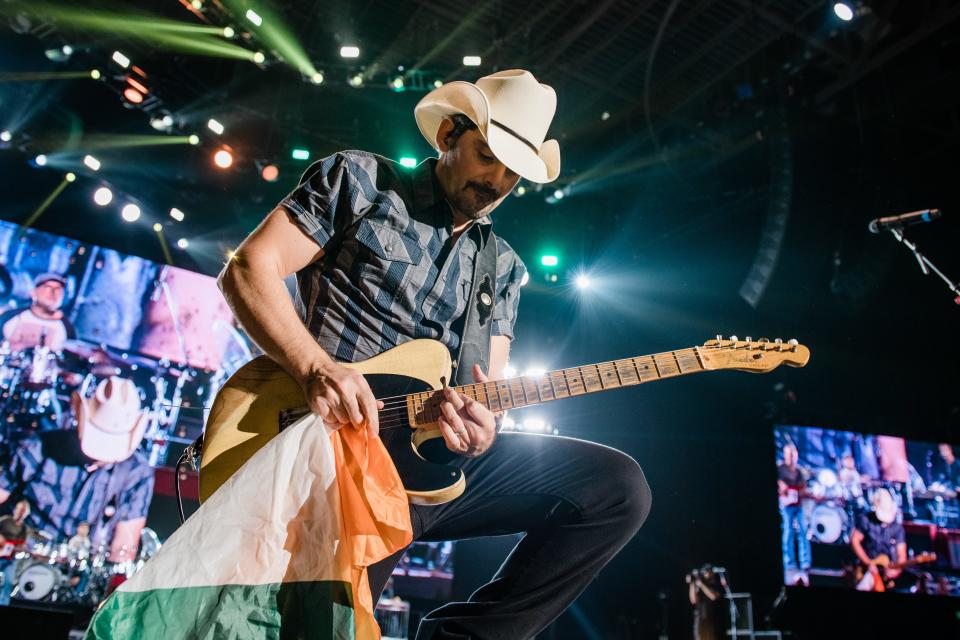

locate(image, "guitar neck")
[[410, 347, 706, 422]]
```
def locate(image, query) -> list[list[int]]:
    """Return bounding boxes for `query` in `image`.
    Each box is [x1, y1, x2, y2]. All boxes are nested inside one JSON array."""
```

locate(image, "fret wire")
[[562, 368, 573, 396], [612, 360, 624, 386], [518, 377, 529, 406], [547, 372, 558, 399], [500, 380, 513, 410]]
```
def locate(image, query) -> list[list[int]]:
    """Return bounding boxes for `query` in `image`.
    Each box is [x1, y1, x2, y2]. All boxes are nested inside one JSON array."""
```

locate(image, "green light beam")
[[23, 177, 71, 228], [0, 71, 95, 82]]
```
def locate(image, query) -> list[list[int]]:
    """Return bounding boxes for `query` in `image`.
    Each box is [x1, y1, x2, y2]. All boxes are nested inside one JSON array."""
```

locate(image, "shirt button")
[[385, 244, 393, 254]]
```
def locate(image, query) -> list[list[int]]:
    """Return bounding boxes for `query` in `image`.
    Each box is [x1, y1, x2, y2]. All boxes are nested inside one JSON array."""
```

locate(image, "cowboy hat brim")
[[415, 81, 560, 184], [75, 391, 149, 463]]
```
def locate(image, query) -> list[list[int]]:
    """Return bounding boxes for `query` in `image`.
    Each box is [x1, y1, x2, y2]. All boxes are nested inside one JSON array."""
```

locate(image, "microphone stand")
[[886, 226, 960, 304]]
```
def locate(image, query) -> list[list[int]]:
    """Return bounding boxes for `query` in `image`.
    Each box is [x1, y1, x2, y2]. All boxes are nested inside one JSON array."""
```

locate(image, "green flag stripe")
[[86, 580, 356, 640]]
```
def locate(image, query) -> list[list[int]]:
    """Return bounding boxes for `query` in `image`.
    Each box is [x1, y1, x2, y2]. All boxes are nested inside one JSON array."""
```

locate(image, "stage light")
[[152, 223, 163, 232], [552, 189, 565, 200], [399, 157, 417, 168], [261, 164, 279, 182], [575, 274, 592, 290], [549, 274, 558, 283], [150, 117, 166, 130], [62, 45, 73, 56], [93, 187, 113, 206], [213, 148, 233, 169], [161, 114, 174, 128], [540, 255, 559, 267], [223, 26, 235, 38], [348, 73, 364, 88], [191, 0, 202, 8], [601, 111, 610, 121], [245, 9, 263, 27], [112, 50, 130, 68], [123, 87, 144, 103], [83, 155, 101, 171], [433, 79, 444, 88], [188, 134, 200, 145], [35, 154, 47, 166], [515, 185, 526, 196], [177, 238, 189, 249], [463, 56, 481, 66], [503, 364, 517, 378], [833, 2, 854, 21], [291, 148, 310, 160], [90, 69, 101, 80], [65, 172, 76, 182], [121, 203, 141, 222], [390, 76, 405, 91], [501, 415, 516, 430], [207, 118, 224, 135], [524, 366, 546, 378], [170, 207, 185, 221], [253, 51, 265, 64], [340, 46, 360, 58], [0, 130, 11, 142], [310, 72, 324, 85]]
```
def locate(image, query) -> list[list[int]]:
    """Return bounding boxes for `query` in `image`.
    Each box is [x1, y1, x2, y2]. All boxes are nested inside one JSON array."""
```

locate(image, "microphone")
[[868, 209, 941, 234]]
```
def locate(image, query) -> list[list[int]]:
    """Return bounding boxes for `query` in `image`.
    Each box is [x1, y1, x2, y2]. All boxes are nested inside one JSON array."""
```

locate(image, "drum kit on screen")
[[1, 528, 161, 605], [0, 338, 197, 464]]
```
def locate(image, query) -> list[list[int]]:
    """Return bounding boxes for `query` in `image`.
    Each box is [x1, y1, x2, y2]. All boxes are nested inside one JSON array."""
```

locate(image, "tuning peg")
[[716, 334, 722, 344], [745, 336, 753, 342], [774, 338, 783, 344], [788, 339, 798, 345], [729, 335, 738, 342]]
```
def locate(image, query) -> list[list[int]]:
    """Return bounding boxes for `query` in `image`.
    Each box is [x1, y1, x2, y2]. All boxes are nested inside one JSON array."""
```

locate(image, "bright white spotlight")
[[310, 72, 324, 85], [340, 46, 360, 58], [213, 148, 233, 169], [207, 118, 224, 135], [524, 417, 547, 433], [90, 69, 101, 80], [112, 50, 130, 68], [188, 134, 200, 145], [152, 223, 163, 232], [223, 26, 235, 38], [433, 79, 444, 88], [390, 76, 405, 91], [833, 2, 854, 21], [553, 189, 565, 200], [524, 366, 546, 378], [0, 130, 11, 142], [65, 172, 76, 182], [347, 73, 364, 88], [253, 51, 265, 64], [62, 45, 73, 56], [463, 56, 481, 66], [93, 187, 113, 206], [245, 9, 263, 27], [34, 154, 47, 166], [83, 155, 101, 171], [170, 207, 185, 222], [501, 415, 516, 430], [575, 274, 592, 290], [177, 238, 189, 249], [121, 203, 141, 222], [503, 364, 518, 378]]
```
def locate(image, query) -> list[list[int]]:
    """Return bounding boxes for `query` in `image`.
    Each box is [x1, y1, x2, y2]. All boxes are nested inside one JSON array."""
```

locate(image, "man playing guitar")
[[851, 488, 906, 592], [218, 70, 652, 639], [777, 443, 811, 580]]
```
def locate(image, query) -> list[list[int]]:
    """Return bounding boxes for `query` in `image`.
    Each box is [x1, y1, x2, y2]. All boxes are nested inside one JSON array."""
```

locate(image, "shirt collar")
[[411, 158, 493, 243]]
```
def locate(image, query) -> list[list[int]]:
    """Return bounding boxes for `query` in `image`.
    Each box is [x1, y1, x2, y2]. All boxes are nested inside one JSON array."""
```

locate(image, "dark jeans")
[[369, 432, 652, 640]]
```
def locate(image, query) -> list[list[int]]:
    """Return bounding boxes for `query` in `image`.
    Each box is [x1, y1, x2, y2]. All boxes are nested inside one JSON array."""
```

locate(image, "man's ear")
[[435, 117, 454, 152]]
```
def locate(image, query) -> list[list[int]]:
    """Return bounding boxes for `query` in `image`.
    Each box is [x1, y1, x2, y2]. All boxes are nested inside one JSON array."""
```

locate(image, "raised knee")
[[602, 450, 652, 532]]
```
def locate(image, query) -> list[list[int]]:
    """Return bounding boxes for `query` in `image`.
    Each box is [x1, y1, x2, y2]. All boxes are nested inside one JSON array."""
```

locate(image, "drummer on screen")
[[0, 272, 76, 352]]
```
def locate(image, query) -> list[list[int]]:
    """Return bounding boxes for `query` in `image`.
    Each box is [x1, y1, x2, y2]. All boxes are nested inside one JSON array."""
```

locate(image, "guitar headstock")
[[699, 336, 810, 373]]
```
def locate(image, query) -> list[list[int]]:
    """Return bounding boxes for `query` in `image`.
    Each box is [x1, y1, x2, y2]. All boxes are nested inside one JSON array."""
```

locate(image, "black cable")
[[174, 435, 204, 525]]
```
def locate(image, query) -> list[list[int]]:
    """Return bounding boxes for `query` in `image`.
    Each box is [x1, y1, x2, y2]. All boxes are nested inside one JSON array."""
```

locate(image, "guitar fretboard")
[[409, 347, 706, 425]]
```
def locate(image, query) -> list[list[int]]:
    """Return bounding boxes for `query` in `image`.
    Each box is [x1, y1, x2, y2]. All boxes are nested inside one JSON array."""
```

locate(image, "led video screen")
[[0, 219, 452, 606], [775, 425, 960, 596]]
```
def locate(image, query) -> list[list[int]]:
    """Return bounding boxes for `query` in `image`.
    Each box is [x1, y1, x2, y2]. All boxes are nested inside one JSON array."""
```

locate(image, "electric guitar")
[[199, 336, 810, 505], [854, 552, 937, 592]]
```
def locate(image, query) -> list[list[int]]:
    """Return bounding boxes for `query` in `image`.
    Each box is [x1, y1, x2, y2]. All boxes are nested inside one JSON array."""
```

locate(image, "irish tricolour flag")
[[86, 415, 412, 639]]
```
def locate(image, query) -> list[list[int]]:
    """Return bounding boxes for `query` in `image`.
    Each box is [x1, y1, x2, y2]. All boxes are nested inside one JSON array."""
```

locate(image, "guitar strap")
[[451, 225, 498, 386]]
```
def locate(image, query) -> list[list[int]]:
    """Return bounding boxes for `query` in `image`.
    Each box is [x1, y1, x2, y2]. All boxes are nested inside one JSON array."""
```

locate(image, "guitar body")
[[199, 339, 464, 505]]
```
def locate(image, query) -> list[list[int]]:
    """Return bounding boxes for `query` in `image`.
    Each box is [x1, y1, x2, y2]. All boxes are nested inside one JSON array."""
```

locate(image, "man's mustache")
[[466, 182, 497, 201]]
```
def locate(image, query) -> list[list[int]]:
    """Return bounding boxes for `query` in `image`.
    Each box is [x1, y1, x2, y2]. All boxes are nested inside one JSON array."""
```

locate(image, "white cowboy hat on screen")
[[73, 376, 149, 463], [415, 69, 561, 184]]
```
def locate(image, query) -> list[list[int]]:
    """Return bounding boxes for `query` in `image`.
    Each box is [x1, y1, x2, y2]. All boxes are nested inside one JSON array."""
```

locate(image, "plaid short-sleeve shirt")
[[280, 151, 526, 363]]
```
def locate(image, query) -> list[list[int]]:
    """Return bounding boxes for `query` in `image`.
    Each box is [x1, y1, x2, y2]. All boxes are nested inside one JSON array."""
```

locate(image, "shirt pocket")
[[355, 218, 422, 265]]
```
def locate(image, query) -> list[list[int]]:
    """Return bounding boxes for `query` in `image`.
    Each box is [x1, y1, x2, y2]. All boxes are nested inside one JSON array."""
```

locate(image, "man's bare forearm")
[[219, 253, 334, 383]]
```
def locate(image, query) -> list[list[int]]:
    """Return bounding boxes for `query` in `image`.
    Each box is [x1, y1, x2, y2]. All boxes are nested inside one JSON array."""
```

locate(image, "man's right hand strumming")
[[298, 360, 382, 438]]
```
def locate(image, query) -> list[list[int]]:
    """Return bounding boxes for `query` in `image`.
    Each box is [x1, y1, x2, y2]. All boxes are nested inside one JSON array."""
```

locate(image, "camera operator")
[[687, 564, 726, 640]]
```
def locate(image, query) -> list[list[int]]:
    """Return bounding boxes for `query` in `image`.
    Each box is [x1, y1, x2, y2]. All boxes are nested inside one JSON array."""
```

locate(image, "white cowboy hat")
[[73, 377, 149, 463], [871, 488, 898, 524], [415, 69, 560, 184]]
